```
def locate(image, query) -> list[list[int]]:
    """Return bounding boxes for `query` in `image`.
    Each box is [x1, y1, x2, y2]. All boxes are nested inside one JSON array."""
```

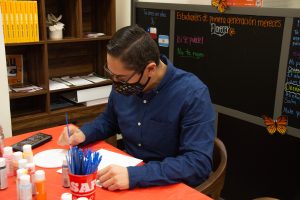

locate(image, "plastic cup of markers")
[[69, 172, 97, 200]]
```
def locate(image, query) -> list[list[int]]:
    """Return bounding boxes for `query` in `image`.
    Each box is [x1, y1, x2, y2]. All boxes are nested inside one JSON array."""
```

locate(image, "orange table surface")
[[1, 125, 212, 200]]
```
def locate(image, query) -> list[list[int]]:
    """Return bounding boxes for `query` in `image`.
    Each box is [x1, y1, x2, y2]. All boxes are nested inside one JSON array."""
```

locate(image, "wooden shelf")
[[46, 36, 112, 44], [7, 0, 116, 134], [50, 103, 104, 115], [9, 89, 48, 99], [5, 41, 45, 46]]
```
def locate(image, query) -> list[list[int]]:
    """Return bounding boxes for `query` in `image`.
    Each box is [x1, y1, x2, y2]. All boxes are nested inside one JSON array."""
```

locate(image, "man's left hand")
[[97, 164, 129, 191]]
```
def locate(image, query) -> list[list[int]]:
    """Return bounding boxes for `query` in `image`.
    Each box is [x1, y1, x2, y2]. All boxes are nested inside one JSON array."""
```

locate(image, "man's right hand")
[[57, 125, 86, 146]]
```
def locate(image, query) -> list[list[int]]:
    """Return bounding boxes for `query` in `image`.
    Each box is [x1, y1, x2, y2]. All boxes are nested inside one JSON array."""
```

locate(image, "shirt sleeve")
[[79, 92, 120, 146], [127, 86, 215, 188]]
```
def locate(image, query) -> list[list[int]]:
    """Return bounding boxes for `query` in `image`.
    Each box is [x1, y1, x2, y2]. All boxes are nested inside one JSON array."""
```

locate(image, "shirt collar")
[[153, 55, 175, 93], [138, 55, 175, 99]]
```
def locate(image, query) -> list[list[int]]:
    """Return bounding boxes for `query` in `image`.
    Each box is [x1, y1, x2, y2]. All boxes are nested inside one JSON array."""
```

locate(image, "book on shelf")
[[6, 54, 23, 85], [61, 85, 112, 103], [83, 97, 109, 107]]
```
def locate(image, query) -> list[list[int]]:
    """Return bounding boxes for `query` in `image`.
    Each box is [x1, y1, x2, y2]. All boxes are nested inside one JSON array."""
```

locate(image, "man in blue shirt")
[[58, 25, 215, 190]]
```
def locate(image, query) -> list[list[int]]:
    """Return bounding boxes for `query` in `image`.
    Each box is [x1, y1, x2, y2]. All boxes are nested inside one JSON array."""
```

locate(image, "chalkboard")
[[174, 11, 284, 117], [282, 18, 300, 129], [136, 8, 170, 56], [218, 113, 300, 199]]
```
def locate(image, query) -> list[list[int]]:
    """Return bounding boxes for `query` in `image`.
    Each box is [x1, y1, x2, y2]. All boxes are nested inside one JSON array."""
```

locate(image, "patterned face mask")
[[112, 74, 151, 96], [104, 63, 151, 96]]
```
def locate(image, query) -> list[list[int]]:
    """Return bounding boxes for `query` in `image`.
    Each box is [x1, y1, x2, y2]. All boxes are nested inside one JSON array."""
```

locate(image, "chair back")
[[195, 137, 227, 199]]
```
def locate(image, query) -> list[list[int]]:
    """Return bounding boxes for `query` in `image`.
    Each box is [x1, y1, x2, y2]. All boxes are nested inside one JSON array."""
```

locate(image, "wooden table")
[[1, 125, 212, 200]]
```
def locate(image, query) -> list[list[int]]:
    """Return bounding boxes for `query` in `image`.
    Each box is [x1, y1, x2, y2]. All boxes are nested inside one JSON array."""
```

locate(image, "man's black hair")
[[107, 25, 160, 72]]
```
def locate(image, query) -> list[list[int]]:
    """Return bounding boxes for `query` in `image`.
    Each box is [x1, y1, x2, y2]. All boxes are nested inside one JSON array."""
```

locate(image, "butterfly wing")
[[276, 116, 288, 135], [211, 0, 220, 7], [217, 0, 227, 13], [262, 115, 276, 135]]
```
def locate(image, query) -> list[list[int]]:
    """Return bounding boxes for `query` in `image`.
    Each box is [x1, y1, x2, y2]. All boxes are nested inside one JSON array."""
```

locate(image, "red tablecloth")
[[1, 125, 212, 200]]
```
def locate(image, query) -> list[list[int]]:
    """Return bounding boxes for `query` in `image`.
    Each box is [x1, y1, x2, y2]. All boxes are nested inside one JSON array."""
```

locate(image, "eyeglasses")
[[104, 63, 137, 83]]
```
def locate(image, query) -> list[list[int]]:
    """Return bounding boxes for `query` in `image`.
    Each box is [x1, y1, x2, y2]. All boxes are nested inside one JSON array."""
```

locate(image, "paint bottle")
[[60, 192, 72, 200], [18, 159, 28, 169], [62, 157, 70, 188], [13, 151, 23, 175], [23, 145, 33, 163], [35, 170, 46, 200], [3, 146, 14, 177], [0, 157, 8, 190], [16, 168, 28, 200], [19, 174, 32, 200], [26, 163, 36, 195], [0, 126, 4, 157]]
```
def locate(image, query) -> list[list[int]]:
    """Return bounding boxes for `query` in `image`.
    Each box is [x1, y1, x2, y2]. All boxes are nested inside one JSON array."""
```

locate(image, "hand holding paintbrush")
[[57, 123, 86, 146]]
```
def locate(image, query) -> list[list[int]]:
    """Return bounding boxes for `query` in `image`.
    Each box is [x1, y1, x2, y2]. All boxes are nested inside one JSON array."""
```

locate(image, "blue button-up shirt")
[[80, 55, 215, 189]]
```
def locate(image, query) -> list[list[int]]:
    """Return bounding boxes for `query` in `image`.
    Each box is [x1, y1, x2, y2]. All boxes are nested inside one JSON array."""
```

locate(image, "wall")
[[116, 0, 132, 30], [116, 0, 300, 29], [137, 0, 300, 8], [264, 0, 300, 8], [0, 7, 12, 138]]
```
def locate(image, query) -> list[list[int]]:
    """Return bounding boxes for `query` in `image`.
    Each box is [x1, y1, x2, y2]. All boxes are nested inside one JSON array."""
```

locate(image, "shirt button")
[[138, 122, 141, 126], [143, 100, 147, 104], [138, 143, 142, 147]]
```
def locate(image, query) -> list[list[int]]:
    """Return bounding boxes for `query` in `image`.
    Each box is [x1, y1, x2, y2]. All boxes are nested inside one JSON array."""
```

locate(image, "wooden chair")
[[195, 137, 227, 200]]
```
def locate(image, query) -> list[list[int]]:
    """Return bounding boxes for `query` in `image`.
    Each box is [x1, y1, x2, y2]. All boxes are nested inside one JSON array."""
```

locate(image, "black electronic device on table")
[[12, 132, 53, 152]]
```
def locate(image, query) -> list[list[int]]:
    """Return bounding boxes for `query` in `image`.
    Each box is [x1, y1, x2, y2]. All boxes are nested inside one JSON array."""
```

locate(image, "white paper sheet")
[[97, 149, 143, 170], [81, 75, 108, 83], [56, 148, 142, 173], [49, 80, 69, 90], [34, 149, 68, 168], [61, 76, 93, 86]]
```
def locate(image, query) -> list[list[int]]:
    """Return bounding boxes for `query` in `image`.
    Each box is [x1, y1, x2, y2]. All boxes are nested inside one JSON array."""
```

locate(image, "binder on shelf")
[[32, 1, 38, 41], [7, 1, 13, 42], [0, 2, 7, 43], [61, 85, 112, 103], [28, 1, 34, 41], [0, 1, 39, 43], [18, 1, 24, 42]]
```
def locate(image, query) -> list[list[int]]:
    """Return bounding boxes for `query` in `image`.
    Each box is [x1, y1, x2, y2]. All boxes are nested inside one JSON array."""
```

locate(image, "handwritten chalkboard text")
[[176, 35, 204, 45], [176, 11, 283, 29], [176, 47, 204, 60], [143, 9, 167, 18], [285, 83, 300, 94]]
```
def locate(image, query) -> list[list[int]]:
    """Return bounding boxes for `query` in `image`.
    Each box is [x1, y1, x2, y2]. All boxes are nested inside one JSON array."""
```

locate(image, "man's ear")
[[145, 62, 157, 77]]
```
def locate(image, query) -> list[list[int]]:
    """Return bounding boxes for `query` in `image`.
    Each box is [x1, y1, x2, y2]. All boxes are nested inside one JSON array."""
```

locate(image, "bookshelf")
[[4, 0, 116, 135]]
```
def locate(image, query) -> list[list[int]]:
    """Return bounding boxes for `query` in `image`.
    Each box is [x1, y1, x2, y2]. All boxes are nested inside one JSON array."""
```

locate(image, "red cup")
[[69, 172, 97, 200]]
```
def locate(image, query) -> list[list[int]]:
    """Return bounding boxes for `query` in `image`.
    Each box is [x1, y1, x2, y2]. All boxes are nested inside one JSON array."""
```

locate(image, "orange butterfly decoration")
[[262, 115, 288, 135], [211, 0, 228, 13]]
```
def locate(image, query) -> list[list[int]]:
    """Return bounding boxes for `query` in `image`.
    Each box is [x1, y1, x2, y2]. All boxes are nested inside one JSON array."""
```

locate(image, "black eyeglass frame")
[[104, 63, 145, 84]]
